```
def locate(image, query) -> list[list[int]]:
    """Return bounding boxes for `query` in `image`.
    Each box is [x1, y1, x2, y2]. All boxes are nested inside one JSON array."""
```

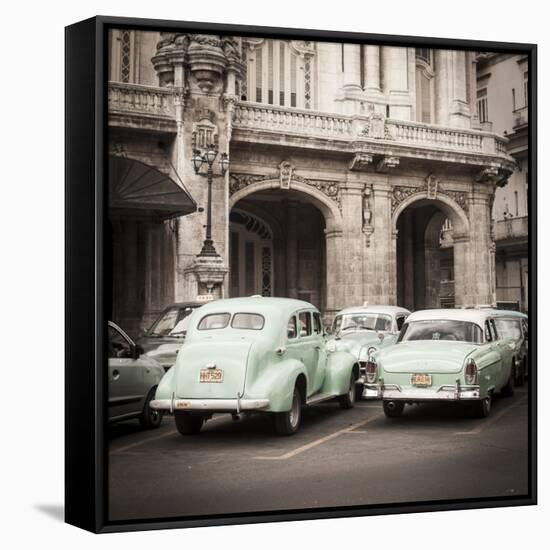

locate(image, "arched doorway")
[[394, 194, 470, 311], [229, 187, 334, 311], [229, 209, 274, 297]]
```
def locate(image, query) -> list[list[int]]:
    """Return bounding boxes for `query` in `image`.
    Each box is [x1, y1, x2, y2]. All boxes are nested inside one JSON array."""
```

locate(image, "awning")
[[109, 156, 197, 221]]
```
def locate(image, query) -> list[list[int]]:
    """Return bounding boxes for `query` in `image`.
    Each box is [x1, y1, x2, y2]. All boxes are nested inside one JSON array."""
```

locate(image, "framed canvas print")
[[65, 15, 537, 533]]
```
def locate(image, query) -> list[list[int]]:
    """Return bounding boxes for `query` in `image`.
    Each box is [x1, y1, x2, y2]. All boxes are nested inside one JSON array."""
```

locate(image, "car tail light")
[[465, 358, 477, 385], [365, 359, 377, 384]]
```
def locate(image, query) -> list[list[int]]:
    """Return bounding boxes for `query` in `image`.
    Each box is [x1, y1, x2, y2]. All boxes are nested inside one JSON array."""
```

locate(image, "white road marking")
[[454, 394, 528, 436], [110, 415, 227, 454], [254, 412, 383, 460]]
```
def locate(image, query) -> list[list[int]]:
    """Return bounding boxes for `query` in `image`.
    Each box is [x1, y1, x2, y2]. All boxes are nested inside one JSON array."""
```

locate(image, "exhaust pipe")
[[386, 401, 397, 410]]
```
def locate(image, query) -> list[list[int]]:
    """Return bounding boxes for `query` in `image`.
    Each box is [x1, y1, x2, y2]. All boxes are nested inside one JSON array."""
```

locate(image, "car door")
[[482, 319, 503, 390], [285, 312, 315, 398], [108, 323, 146, 421], [491, 318, 513, 387], [311, 311, 327, 392]]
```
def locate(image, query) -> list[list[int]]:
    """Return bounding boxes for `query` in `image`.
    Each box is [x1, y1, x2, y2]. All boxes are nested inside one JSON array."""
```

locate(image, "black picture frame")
[[65, 15, 537, 533]]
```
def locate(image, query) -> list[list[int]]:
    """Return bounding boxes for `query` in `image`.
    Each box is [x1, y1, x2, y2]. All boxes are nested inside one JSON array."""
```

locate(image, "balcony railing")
[[494, 216, 528, 241], [108, 82, 175, 119], [233, 102, 352, 138], [513, 106, 528, 129], [232, 101, 509, 157]]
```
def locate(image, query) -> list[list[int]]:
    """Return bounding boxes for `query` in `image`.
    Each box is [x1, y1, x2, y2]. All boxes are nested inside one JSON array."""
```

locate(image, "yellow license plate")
[[411, 373, 432, 387], [199, 368, 224, 383]]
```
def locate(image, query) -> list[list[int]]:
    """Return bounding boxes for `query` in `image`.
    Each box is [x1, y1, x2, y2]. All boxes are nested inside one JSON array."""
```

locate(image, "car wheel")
[[472, 394, 492, 418], [174, 412, 204, 435], [339, 372, 356, 409], [139, 388, 163, 429], [514, 359, 526, 387], [274, 387, 302, 436], [501, 371, 515, 397], [383, 400, 404, 418]]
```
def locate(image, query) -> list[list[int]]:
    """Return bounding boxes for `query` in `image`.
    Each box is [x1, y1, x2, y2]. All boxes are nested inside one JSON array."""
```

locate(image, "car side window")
[[522, 319, 528, 340], [299, 311, 312, 337], [108, 326, 132, 358], [396, 315, 406, 331], [484, 320, 493, 343], [313, 312, 322, 334], [490, 319, 499, 340], [287, 316, 298, 339]]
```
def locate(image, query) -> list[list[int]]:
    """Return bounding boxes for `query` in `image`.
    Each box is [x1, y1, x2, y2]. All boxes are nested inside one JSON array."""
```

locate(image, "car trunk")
[[381, 342, 477, 374], [176, 339, 252, 399]]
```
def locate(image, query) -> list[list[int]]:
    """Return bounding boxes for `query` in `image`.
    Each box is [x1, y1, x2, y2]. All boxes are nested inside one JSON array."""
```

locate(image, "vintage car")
[[137, 302, 202, 371], [363, 309, 517, 418], [491, 310, 528, 386], [108, 321, 166, 428], [327, 305, 410, 393], [151, 297, 360, 435]]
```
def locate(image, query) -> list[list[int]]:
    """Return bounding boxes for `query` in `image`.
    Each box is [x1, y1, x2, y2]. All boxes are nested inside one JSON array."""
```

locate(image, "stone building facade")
[[107, 30, 516, 334], [476, 53, 529, 312]]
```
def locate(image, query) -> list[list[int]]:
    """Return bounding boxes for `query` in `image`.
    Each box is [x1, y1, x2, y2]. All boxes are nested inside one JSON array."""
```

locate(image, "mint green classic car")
[[326, 305, 410, 394], [151, 297, 360, 435], [363, 309, 517, 418]]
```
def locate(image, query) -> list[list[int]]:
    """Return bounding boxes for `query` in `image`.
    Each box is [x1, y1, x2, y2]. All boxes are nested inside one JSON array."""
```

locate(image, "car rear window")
[[197, 313, 230, 330], [231, 313, 265, 330]]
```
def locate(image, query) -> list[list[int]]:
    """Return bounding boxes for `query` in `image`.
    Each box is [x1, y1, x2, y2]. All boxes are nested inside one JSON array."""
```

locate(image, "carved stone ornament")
[[376, 156, 400, 173], [362, 185, 375, 247], [349, 153, 374, 171], [279, 160, 294, 189], [361, 112, 394, 140], [230, 170, 341, 209], [391, 181, 470, 215], [192, 117, 218, 151]]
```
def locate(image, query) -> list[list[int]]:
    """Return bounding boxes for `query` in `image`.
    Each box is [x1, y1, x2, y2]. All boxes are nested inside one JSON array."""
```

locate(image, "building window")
[[477, 88, 489, 123], [512, 88, 516, 111], [245, 39, 308, 109], [523, 71, 528, 106], [415, 48, 432, 66], [415, 49, 434, 123], [120, 31, 132, 83]]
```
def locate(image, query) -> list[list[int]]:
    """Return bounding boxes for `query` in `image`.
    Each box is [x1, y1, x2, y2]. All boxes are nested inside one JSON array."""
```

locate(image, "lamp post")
[[192, 143, 229, 257]]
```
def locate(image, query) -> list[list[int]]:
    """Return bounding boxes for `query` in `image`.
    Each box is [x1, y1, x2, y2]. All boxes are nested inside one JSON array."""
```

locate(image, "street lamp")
[[192, 144, 229, 257]]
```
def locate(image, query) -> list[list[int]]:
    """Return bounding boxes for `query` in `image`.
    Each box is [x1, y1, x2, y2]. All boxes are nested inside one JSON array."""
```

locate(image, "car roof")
[[192, 296, 317, 317], [487, 309, 528, 319], [406, 308, 502, 326], [336, 305, 410, 317]]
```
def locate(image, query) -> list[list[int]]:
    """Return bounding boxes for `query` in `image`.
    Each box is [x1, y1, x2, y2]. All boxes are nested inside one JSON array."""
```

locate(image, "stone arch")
[[392, 191, 470, 238], [229, 179, 344, 232]]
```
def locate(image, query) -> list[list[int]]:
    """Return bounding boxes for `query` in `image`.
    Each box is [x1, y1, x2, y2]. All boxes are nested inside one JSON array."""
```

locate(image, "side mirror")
[[377, 332, 385, 342]]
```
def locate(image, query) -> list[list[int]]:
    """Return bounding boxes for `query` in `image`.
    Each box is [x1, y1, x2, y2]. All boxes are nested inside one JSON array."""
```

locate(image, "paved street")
[[108, 388, 529, 521]]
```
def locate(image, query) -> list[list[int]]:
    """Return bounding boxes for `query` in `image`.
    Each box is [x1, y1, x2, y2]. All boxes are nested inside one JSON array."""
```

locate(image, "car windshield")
[[334, 313, 392, 334], [493, 318, 522, 339], [148, 306, 196, 337], [397, 320, 483, 344]]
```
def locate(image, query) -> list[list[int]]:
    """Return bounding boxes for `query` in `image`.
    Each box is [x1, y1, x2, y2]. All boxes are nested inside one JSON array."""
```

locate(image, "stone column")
[[325, 228, 344, 321], [340, 44, 362, 114], [448, 50, 470, 128], [365, 46, 381, 93], [454, 191, 494, 307], [434, 49, 450, 126], [401, 209, 415, 310], [340, 181, 364, 307], [382, 46, 411, 120], [362, 182, 394, 305], [286, 200, 298, 299]]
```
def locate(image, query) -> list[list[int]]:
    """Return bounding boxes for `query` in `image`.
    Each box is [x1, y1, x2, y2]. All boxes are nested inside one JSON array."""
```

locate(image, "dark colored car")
[[137, 302, 202, 370]]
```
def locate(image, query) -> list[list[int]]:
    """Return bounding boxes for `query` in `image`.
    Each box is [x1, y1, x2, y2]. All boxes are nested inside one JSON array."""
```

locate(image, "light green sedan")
[[151, 297, 360, 435], [363, 309, 517, 418]]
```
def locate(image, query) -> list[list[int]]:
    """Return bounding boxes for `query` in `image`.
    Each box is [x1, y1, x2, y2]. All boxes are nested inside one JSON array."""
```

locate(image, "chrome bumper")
[[150, 397, 270, 413], [363, 381, 480, 401]]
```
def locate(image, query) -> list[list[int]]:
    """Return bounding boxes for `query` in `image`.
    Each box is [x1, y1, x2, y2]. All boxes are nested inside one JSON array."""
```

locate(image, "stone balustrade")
[[493, 216, 528, 241], [232, 101, 509, 158], [108, 82, 175, 119], [233, 102, 352, 138]]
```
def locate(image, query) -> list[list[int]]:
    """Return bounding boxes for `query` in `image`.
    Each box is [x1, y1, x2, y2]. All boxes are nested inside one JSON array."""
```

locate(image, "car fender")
[[154, 365, 176, 401], [321, 351, 358, 395], [246, 358, 306, 412]]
